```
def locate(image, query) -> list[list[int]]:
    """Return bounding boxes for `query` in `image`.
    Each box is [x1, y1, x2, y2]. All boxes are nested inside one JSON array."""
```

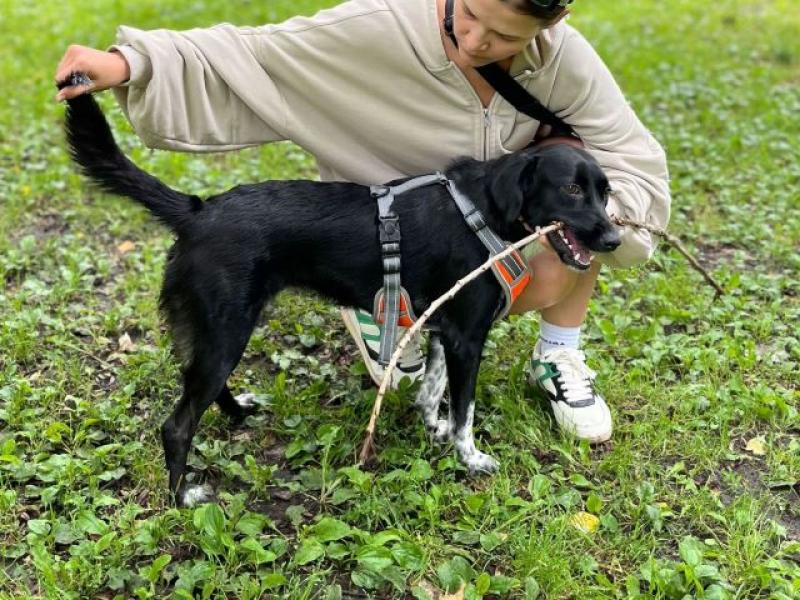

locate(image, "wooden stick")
[[610, 216, 725, 297], [357, 222, 564, 465], [357, 217, 724, 465]]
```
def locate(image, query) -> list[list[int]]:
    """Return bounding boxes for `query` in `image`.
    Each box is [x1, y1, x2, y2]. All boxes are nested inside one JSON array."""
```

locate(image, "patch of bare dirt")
[[695, 242, 758, 270]]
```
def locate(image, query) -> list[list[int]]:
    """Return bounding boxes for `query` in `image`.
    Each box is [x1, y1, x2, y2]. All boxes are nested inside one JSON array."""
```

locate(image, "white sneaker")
[[341, 308, 425, 388], [529, 343, 612, 443]]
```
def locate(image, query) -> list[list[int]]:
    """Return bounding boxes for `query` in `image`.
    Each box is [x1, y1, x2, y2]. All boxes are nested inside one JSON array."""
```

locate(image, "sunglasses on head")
[[530, 0, 573, 10]]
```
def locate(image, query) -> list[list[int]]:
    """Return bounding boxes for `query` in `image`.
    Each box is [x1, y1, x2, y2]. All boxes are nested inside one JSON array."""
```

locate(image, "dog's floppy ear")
[[489, 154, 539, 224]]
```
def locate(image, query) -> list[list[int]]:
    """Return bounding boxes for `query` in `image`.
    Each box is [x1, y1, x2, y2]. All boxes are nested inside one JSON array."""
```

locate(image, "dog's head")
[[488, 144, 621, 270]]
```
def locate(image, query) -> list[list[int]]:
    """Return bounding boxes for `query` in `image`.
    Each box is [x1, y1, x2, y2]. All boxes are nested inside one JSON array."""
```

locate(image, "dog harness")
[[371, 173, 531, 365]]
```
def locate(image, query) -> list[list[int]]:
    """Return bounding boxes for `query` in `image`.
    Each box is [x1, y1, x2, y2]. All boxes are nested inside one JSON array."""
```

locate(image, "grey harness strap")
[[443, 179, 529, 319], [370, 172, 531, 365], [370, 173, 447, 365]]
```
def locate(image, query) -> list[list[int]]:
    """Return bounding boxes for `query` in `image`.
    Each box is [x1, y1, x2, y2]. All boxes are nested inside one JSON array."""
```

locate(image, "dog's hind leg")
[[161, 328, 254, 507], [214, 385, 258, 421], [413, 335, 450, 443]]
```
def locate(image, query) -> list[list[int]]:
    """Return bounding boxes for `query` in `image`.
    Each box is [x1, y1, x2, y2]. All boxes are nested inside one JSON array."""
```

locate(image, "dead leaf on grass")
[[117, 240, 136, 254], [569, 511, 600, 534], [745, 436, 767, 456], [118, 333, 136, 353], [441, 582, 466, 600]]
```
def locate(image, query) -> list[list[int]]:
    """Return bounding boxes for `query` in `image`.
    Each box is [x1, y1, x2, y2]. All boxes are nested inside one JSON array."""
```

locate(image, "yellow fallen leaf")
[[117, 240, 136, 254], [118, 333, 136, 353], [745, 437, 767, 456], [570, 511, 600, 534], [411, 579, 439, 600], [441, 583, 465, 600]]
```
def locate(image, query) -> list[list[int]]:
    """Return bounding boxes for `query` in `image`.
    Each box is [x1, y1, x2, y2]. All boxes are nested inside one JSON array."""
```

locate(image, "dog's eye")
[[561, 184, 583, 198]]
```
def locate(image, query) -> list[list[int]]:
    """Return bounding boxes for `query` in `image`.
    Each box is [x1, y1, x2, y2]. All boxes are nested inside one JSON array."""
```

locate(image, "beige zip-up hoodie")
[[111, 0, 670, 268]]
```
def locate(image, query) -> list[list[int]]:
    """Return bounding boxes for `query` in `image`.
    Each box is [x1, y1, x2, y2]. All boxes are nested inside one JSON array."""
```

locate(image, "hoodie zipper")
[[482, 108, 491, 161], [445, 64, 497, 161], [481, 94, 500, 161]]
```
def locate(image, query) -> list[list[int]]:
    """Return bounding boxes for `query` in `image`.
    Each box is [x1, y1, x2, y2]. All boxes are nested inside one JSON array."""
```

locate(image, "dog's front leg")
[[440, 331, 499, 475], [414, 335, 451, 443]]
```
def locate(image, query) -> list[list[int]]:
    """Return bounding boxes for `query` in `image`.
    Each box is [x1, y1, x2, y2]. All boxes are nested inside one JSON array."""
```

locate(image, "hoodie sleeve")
[[110, 23, 291, 152], [549, 26, 671, 268]]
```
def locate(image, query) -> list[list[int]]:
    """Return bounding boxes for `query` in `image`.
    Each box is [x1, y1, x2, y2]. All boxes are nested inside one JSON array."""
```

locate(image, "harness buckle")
[[378, 213, 401, 243]]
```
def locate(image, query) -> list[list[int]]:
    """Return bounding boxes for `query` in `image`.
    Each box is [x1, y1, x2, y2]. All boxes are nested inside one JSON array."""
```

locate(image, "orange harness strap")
[[491, 249, 531, 320], [373, 287, 417, 328]]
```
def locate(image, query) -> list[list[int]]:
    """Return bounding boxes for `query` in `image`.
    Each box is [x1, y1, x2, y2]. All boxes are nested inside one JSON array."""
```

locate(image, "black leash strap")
[[443, 0, 576, 138]]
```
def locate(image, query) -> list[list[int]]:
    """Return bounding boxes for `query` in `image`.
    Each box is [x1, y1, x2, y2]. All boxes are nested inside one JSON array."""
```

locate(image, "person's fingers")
[[55, 81, 94, 102], [54, 46, 98, 101], [55, 45, 84, 85]]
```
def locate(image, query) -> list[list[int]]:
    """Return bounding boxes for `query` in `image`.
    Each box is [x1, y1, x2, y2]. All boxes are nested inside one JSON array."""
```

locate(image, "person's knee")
[[510, 252, 577, 314]]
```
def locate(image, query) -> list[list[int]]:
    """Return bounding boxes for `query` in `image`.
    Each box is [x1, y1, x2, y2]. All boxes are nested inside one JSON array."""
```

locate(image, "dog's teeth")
[[574, 253, 581, 261], [589, 255, 595, 262]]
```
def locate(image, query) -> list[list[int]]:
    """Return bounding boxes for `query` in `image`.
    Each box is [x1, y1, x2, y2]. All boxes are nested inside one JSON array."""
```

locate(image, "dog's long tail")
[[64, 87, 201, 233]]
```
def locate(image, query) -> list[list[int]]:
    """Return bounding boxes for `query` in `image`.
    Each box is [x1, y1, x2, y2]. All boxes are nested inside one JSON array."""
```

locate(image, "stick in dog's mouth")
[[525, 222, 594, 271], [546, 227, 593, 271]]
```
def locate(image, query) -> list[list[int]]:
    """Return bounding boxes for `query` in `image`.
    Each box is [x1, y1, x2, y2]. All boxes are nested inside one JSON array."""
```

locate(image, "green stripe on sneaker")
[[356, 311, 375, 324], [355, 310, 383, 342], [533, 360, 559, 383]]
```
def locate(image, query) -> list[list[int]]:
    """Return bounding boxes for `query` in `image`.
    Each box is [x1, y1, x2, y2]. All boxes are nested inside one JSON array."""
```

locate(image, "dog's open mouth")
[[547, 227, 593, 271]]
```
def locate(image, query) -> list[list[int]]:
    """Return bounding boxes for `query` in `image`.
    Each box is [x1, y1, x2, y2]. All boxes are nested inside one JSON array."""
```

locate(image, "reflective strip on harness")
[[491, 249, 531, 320]]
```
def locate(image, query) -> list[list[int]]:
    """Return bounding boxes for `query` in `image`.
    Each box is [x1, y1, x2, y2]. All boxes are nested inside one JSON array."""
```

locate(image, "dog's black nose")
[[599, 230, 622, 252]]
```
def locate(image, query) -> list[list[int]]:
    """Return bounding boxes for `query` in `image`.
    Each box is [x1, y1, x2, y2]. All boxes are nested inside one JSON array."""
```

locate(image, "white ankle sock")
[[538, 320, 581, 353]]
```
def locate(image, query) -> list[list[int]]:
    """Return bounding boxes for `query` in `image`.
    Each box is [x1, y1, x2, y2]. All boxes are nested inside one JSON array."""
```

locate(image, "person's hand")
[[55, 45, 130, 101]]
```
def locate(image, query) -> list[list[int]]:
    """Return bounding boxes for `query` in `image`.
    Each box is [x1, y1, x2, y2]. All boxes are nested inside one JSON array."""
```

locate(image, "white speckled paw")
[[234, 393, 257, 409], [180, 483, 215, 507], [463, 451, 499, 475], [430, 419, 453, 444]]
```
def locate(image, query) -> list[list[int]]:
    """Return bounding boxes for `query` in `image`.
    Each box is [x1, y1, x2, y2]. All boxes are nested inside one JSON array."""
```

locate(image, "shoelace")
[[541, 347, 596, 405]]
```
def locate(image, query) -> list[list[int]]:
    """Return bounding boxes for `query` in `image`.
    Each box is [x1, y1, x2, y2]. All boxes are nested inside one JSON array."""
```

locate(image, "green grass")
[[1, 0, 798, 598]]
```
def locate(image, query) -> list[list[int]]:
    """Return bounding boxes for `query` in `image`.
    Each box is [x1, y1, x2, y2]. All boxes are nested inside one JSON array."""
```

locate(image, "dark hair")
[[501, 0, 568, 22]]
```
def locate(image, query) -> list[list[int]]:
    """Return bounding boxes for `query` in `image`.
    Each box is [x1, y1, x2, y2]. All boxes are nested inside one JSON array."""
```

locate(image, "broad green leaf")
[[235, 513, 267, 537], [475, 573, 491, 595], [240, 538, 277, 564], [356, 545, 394, 572], [679, 536, 703, 567], [294, 539, 325, 565], [312, 517, 352, 542]]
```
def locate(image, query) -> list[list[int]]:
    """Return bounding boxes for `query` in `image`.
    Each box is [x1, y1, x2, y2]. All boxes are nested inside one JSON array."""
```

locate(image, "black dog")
[[64, 90, 620, 506]]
